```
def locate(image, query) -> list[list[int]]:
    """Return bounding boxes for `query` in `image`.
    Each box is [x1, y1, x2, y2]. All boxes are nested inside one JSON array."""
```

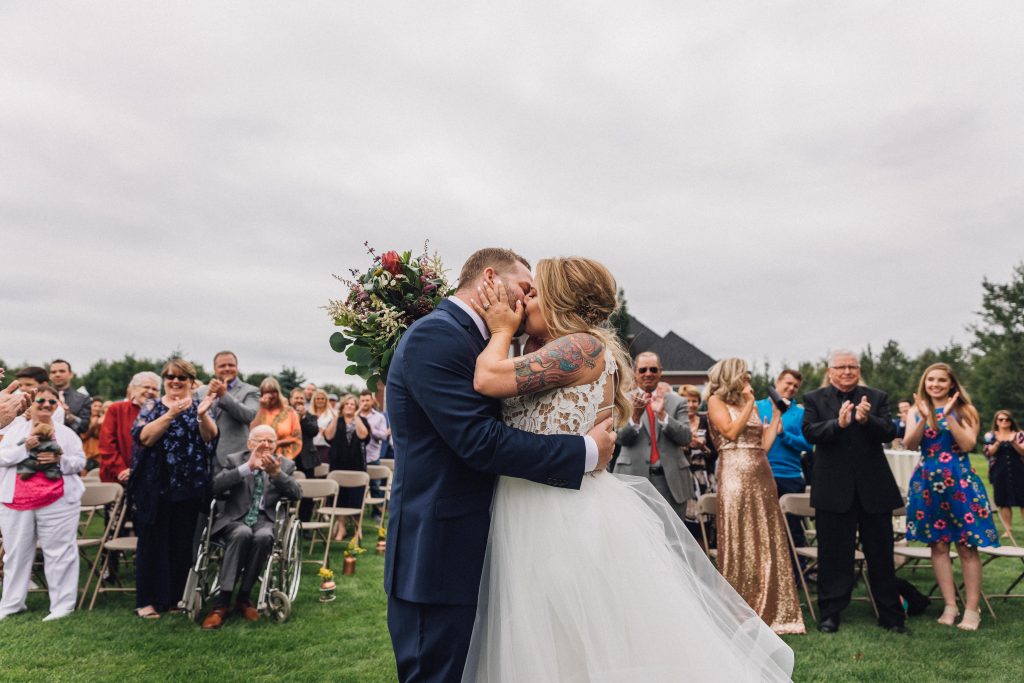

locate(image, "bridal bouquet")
[[326, 242, 453, 390]]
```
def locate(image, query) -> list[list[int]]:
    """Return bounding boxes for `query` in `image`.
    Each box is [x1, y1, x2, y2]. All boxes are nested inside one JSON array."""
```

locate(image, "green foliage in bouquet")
[[327, 242, 454, 391]]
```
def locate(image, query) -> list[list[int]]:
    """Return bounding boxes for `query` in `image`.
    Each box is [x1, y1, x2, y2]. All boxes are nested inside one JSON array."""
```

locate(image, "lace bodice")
[[502, 349, 616, 436]]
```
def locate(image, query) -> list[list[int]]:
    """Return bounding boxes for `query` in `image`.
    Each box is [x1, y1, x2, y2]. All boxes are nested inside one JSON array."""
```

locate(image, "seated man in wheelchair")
[[201, 425, 301, 630]]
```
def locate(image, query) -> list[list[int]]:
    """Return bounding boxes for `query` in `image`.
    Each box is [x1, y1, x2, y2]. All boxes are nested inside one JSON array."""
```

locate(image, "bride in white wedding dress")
[[462, 257, 794, 683]]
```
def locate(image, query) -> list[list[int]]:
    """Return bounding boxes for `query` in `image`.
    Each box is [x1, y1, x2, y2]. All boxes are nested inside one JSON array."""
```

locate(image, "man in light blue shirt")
[[756, 369, 812, 556]]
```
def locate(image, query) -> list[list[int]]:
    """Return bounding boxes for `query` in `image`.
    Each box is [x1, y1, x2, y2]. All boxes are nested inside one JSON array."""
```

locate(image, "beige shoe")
[[937, 605, 959, 626], [957, 608, 981, 631]]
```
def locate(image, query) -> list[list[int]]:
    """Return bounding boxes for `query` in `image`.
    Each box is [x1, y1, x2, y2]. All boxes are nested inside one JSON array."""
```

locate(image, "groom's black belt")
[[649, 465, 664, 476]]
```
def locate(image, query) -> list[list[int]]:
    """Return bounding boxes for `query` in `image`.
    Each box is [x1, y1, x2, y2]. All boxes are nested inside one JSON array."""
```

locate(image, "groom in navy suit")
[[385, 248, 616, 682]]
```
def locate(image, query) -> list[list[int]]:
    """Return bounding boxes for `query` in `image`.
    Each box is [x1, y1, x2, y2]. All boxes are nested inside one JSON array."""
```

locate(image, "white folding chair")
[[77, 483, 124, 607], [319, 471, 370, 564], [313, 463, 329, 478], [297, 478, 339, 566], [695, 493, 718, 563], [980, 529, 1024, 608], [86, 493, 138, 610], [779, 493, 877, 622], [366, 464, 393, 529]]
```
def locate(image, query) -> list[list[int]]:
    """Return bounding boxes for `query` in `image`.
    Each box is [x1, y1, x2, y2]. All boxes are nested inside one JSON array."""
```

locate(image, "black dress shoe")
[[882, 623, 911, 635], [817, 616, 839, 633]]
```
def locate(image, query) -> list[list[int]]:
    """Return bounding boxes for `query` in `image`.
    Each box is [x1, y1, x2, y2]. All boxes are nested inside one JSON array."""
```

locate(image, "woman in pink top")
[[0, 384, 86, 621]]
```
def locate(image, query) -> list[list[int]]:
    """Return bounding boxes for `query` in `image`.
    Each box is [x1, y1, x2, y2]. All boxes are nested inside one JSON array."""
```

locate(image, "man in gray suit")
[[201, 425, 301, 630], [49, 359, 91, 436], [196, 351, 259, 468], [614, 352, 693, 520]]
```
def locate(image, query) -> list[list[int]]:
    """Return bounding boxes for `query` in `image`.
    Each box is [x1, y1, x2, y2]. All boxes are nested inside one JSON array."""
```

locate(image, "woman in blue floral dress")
[[905, 363, 998, 631]]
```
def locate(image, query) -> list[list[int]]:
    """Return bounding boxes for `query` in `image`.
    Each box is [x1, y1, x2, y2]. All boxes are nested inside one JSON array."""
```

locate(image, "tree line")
[[4, 263, 1021, 422], [748, 263, 1024, 424]]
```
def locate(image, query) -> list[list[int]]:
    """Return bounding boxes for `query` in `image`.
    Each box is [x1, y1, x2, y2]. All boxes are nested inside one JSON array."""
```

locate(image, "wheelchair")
[[179, 497, 303, 623]]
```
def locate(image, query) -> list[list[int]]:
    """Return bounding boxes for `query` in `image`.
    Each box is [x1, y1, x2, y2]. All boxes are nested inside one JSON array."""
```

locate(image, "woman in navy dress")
[[131, 359, 218, 618], [905, 363, 998, 631], [984, 410, 1024, 537]]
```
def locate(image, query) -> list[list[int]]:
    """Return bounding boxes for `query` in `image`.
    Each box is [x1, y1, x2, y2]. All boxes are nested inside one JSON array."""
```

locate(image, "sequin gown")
[[462, 352, 795, 682], [711, 404, 805, 635]]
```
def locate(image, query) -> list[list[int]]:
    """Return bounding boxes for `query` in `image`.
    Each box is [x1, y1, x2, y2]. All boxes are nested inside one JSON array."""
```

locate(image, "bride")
[[462, 257, 794, 682]]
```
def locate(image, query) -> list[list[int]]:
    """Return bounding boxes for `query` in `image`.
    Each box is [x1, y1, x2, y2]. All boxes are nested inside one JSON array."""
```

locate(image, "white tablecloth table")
[[885, 448, 920, 496]]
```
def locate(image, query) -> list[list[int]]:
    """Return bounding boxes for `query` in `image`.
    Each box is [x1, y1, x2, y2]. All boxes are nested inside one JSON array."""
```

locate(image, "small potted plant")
[[376, 524, 387, 554], [318, 566, 336, 602], [343, 536, 366, 575]]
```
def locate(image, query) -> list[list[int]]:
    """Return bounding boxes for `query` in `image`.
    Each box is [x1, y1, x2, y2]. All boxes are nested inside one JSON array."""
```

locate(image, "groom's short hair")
[[457, 248, 530, 289]]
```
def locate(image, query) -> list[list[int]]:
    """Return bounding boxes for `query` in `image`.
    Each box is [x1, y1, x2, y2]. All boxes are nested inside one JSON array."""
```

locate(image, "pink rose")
[[960, 479, 970, 489], [938, 453, 952, 463], [964, 513, 975, 524], [935, 520, 947, 530]]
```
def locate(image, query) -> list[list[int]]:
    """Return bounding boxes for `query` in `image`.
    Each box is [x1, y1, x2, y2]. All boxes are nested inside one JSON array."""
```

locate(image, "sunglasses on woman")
[[163, 373, 193, 382], [35, 398, 58, 406]]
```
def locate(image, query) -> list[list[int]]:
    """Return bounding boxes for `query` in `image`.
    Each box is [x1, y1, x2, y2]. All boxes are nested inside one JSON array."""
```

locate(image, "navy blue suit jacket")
[[383, 299, 586, 605]]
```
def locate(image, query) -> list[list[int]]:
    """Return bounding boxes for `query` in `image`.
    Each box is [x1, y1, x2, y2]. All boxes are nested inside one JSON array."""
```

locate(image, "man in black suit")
[[802, 349, 906, 634]]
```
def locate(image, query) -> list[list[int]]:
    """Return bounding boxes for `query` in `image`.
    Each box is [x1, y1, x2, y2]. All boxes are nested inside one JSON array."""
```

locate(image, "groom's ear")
[[481, 267, 496, 286]]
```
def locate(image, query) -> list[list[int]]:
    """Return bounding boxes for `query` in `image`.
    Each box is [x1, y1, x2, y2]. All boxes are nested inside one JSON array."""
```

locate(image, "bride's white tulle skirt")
[[462, 472, 795, 683]]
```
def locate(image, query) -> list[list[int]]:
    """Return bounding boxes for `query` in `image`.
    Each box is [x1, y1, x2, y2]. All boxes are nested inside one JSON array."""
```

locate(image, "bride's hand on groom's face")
[[471, 278, 523, 336]]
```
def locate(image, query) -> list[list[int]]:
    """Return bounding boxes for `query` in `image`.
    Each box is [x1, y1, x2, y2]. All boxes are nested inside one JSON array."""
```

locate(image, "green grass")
[[2, 457, 1023, 682]]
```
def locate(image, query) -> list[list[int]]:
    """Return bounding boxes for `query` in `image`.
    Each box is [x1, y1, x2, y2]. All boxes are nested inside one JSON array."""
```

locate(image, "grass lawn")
[[2, 455, 1023, 682]]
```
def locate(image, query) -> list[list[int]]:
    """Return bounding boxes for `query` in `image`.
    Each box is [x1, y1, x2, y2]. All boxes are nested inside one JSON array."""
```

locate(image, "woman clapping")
[[984, 410, 1024, 539], [131, 359, 218, 618], [904, 363, 998, 630], [250, 377, 301, 461]]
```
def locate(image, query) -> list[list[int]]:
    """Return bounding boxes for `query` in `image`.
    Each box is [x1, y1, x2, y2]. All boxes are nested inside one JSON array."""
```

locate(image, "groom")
[[384, 247, 616, 682]]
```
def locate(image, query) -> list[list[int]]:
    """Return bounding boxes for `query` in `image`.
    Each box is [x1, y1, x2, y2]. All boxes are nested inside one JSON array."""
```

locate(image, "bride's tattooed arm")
[[473, 331, 605, 399], [514, 334, 604, 395]]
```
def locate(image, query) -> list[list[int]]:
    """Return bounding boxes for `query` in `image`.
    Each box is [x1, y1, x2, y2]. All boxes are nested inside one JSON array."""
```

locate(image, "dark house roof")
[[624, 315, 716, 372]]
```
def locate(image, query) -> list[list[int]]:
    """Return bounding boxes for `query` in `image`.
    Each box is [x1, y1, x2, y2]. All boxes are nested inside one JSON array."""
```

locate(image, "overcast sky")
[[3, 2, 1023, 388]]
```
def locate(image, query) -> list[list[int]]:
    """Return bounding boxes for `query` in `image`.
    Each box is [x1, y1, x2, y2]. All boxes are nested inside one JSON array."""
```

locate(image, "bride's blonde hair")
[[534, 257, 633, 427]]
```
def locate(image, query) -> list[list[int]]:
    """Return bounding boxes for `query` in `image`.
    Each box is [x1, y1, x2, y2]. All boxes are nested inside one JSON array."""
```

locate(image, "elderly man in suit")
[[196, 351, 259, 469], [802, 349, 905, 635], [614, 352, 693, 521], [201, 424, 301, 630]]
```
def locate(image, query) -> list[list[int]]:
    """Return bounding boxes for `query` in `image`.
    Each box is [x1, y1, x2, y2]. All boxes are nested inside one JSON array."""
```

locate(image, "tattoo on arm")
[[513, 334, 604, 395]]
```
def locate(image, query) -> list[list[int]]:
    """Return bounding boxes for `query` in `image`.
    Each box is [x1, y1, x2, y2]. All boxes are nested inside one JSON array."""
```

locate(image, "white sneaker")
[[42, 611, 72, 622]]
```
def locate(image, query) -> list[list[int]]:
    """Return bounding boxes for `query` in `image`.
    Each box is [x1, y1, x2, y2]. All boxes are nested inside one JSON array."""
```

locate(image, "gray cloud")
[[2, 2, 1023, 388]]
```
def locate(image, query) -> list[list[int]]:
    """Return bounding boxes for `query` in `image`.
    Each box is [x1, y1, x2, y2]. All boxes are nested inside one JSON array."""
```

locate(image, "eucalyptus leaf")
[[329, 332, 351, 353]]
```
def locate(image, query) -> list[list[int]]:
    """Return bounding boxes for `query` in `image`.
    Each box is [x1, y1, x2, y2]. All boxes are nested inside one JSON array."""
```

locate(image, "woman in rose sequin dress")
[[707, 358, 806, 635], [905, 363, 998, 631]]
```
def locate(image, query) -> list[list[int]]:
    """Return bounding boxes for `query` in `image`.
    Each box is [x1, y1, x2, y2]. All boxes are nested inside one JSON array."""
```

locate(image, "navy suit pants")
[[388, 594, 477, 683]]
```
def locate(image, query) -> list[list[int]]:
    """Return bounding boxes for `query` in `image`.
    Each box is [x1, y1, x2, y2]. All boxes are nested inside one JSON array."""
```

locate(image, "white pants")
[[0, 497, 80, 618]]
